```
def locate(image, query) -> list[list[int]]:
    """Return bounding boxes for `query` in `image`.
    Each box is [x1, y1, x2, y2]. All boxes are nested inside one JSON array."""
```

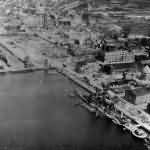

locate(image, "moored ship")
[[75, 89, 148, 140]]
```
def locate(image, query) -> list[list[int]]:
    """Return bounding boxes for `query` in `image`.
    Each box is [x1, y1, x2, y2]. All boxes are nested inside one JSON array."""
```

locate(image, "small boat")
[[122, 119, 137, 131], [123, 120, 148, 139], [118, 117, 128, 126], [112, 113, 128, 126], [80, 103, 96, 113], [132, 127, 148, 139], [112, 117, 122, 125], [76, 91, 96, 113], [105, 111, 123, 126]]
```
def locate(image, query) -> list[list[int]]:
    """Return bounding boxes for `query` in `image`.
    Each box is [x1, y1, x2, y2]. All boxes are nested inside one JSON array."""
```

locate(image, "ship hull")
[[75, 90, 148, 140]]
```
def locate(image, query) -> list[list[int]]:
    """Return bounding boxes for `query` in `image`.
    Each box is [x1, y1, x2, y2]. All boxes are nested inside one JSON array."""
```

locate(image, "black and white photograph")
[[0, 0, 150, 150]]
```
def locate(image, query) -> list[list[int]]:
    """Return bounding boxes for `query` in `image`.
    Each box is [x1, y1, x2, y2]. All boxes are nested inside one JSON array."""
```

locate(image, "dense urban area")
[[1, 0, 150, 150]]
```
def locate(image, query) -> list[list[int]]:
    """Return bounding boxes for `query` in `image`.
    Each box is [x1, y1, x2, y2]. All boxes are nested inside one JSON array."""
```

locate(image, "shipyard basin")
[[0, 72, 146, 150]]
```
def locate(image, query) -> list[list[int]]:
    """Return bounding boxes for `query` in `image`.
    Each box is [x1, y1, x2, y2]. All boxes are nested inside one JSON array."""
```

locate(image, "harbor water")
[[0, 72, 146, 150]]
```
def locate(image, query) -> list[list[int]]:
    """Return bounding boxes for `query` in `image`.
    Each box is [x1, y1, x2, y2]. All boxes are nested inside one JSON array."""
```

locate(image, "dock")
[[90, 79, 150, 133], [53, 63, 150, 134], [56, 67, 95, 93], [0, 67, 51, 74]]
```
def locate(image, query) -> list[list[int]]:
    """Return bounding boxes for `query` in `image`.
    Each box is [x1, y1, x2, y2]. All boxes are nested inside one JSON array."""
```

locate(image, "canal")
[[0, 72, 146, 150]]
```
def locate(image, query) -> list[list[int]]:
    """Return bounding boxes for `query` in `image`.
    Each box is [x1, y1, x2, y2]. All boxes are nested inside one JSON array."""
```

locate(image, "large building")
[[104, 50, 135, 64]]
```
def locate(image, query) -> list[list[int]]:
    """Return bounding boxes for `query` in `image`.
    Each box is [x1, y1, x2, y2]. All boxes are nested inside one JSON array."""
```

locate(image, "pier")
[[54, 63, 150, 135]]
